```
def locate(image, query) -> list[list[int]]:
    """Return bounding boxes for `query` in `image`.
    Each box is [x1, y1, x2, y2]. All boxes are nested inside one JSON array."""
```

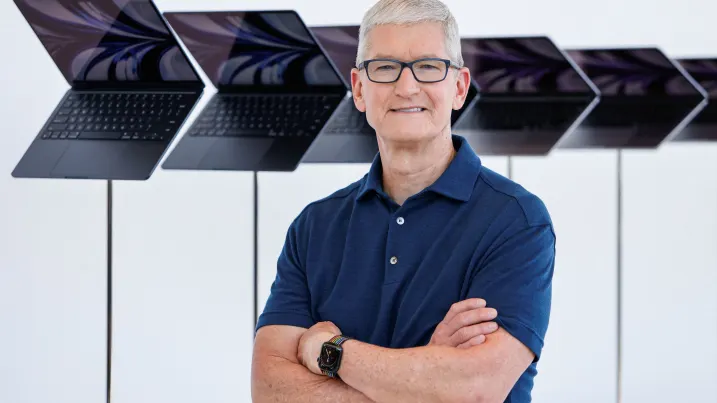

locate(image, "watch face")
[[319, 344, 342, 370]]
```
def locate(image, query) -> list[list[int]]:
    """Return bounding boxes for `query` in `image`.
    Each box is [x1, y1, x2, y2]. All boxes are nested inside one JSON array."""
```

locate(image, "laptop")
[[11, 0, 204, 180], [672, 58, 717, 141], [160, 11, 345, 172], [557, 48, 707, 149], [454, 36, 599, 156], [302, 24, 480, 163]]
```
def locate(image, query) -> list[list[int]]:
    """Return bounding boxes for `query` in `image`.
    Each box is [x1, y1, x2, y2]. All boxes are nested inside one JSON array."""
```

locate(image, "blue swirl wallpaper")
[[566, 48, 700, 96], [460, 37, 593, 95], [310, 25, 360, 86], [164, 12, 343, 88], [676, 58, 717, 97], [14, 0, 200, 83]]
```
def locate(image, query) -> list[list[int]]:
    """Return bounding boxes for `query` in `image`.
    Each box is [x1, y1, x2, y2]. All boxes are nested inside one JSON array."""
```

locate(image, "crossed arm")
[[252, 203, 555, 402], [251, 323, 533, 403]]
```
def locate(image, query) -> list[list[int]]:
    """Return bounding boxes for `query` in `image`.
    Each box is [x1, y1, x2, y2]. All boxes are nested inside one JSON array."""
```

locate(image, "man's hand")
[[297, 321, 342, 375], [428, 298, 499, 348]]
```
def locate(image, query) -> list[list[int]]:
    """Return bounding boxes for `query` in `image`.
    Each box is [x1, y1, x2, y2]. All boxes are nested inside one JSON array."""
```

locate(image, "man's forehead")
[[371, 51, 445, 59], [364, 23, 448, 61]]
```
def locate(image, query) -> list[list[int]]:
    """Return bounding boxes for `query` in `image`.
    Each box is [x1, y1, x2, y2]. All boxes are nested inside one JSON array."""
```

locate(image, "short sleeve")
[[468, 209, 556, 362], [255, 214, 315, 334]]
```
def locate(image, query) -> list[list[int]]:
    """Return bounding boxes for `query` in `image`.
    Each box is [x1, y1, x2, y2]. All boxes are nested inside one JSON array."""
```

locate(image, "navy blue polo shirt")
[[256, 134, 555, 402]]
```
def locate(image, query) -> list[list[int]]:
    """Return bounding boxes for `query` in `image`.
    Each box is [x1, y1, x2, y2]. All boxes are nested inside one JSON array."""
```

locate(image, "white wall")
[[622, 144, 717, 402], [2, 0, 717, 403], [0, 2, 107, 403], [111, 168, 255, 403]]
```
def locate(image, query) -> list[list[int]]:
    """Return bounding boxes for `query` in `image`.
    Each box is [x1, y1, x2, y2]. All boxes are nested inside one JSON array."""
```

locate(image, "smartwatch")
[[317, 335, 352, 379]]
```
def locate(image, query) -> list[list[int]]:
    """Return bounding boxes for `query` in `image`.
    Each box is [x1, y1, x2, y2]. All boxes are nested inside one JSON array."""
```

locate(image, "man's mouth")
[[390, 107, 426, 113]]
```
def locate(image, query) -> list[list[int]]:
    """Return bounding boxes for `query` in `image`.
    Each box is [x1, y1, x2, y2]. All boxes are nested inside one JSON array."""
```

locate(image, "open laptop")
[[302, 24, 480, 163], [671, 58, 717, 141], [11, 0, 204, 180], [557, 48, 707, 149], [161, 11, 345, 172], [453, 36, 599, 156]]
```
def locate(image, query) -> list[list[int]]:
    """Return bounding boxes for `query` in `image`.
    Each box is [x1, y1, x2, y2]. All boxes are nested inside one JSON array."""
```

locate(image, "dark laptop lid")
[[557, 48, 707, 148], [310, 25, 359, 90], [13, 0, 203, 88], [164, 10, 344, 93], [565, 47, 705, 97], [675, 58, 717, 99], [671, 58, 717, 140], [460, 36, 597, 97]]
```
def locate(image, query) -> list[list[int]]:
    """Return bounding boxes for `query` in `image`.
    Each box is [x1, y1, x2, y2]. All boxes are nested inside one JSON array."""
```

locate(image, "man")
[[251, 0, 555, 402]]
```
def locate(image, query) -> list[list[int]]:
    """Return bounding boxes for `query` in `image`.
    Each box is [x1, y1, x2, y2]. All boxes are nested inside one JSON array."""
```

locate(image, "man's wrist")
[[335, 338, 357, 379], [316, 334, 352, 378]]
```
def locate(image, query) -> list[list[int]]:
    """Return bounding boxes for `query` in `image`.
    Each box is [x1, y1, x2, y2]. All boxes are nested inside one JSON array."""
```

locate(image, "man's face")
[[351, 22, 471, 143]]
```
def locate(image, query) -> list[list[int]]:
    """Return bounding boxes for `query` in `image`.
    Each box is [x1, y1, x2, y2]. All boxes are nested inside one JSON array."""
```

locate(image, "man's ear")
[[452, 67, 471, 110], [351, 68, 366, 112]]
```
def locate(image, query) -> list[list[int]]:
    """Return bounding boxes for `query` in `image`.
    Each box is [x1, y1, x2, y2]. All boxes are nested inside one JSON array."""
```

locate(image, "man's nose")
[[393, 66, 420, 96]]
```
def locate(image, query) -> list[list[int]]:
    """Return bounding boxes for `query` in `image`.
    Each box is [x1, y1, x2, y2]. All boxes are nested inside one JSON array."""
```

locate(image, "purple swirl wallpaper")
[[566, 48, 700, 96], [310, 25, 360, 86], [676, 58, 717, 97], [14, 0, 200, 83], [164, 12, 343, 88], [460, 37, 593, 95]]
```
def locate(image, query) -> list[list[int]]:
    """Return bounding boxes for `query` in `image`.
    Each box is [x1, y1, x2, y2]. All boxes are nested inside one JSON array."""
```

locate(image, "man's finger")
[[457, 334, 486, 349], [442, 298, 486, 324], [443, 307, 498, 337], [450, 321, 498, 346]]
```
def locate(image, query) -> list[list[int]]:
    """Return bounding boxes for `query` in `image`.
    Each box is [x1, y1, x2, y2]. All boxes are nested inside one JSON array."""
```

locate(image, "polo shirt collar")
[[356, 134, 482, 202]]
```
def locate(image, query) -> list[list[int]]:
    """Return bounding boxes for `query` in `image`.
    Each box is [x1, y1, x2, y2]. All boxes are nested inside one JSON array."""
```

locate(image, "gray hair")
[[355, 0, 464, 68]]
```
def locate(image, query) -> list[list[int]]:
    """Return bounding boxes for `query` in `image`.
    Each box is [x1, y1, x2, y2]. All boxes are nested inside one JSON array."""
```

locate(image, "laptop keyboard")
[[190, 94, 335, 137], [592, 101, 697, 127], [41, 92, 195, 141], [322, 107, 372, 134], [471, 101, 588, 130]]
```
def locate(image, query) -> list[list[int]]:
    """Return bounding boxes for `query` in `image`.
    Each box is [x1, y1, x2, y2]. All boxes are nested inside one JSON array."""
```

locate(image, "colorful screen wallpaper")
[[567, 48, 701, 96], [311, 25, 360, 87], [461, 37, 594, 95], [165, 11, 343, 88], [15, 0, 200, 82]]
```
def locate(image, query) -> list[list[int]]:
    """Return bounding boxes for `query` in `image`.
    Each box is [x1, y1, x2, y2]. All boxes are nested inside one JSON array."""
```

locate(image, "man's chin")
[[377, 129, 434, 143]]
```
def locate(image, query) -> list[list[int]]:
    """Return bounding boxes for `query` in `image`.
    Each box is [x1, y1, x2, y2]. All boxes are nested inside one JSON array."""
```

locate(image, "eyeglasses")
[[358, 57, 460, 83]]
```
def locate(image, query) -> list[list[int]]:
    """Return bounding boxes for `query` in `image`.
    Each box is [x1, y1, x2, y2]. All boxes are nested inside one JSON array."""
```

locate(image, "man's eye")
[[375, 65, 396, 70], [417, 63, 439, 70]]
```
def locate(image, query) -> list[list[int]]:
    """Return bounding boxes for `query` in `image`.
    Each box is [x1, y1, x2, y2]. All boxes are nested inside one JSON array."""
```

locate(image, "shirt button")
[[396, 217, 405, 225], [390, 256, 398, 265]]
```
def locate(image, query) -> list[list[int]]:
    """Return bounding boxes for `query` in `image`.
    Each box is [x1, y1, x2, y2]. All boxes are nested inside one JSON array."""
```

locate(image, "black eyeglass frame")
[[357, 57, 462, 83]]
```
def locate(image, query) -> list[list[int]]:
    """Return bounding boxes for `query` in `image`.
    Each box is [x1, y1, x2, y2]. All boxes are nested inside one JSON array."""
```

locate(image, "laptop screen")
[[676, 58, 717, 98], [460, 37, 594, 95], [14, 0, 201, 84], [310, 25, 359, 88], [566, 48, 701, 96], [164, 11, 343, 90]]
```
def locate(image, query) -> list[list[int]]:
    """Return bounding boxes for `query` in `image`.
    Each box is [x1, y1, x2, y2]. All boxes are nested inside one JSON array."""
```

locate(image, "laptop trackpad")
[[51, 142, 127, 178], [198, 138, 274, 170]]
